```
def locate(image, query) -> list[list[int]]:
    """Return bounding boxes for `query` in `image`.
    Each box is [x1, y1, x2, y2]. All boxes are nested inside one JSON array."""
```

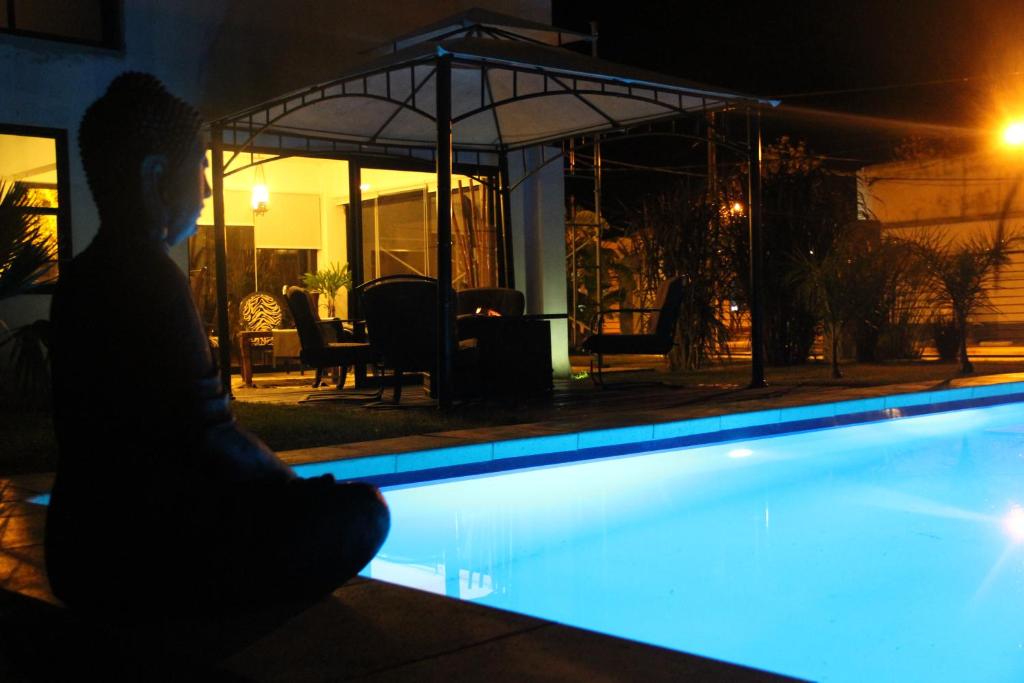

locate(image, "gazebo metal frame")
[[208, 10, 777, 405]]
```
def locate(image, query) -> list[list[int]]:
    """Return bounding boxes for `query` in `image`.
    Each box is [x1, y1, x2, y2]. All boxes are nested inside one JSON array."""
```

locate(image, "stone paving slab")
[[0, 544, 51, 604], [2, 473, 56, 493], [0, 485, 41, 503], [0, 511, 46, 551], [279, 433, 478, 467], [0, 501, 42, 518], [221, 580, 546, 681], [0, 550, 789, 681], [358, 621, 800, 683]]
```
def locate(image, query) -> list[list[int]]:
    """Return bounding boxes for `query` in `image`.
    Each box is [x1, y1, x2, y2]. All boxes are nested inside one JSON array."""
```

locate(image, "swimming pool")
[[360, 402, 1024, 682]]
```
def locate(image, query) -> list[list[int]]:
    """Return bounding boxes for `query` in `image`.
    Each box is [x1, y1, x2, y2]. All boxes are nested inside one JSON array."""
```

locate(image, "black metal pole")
[[436, 54, 455, 408], [211, 125, 233, 396], [747, 107, 767, 388], [492, 173, 507, 287], [498, 150, 515, 290], [347, 162, 364, 317]]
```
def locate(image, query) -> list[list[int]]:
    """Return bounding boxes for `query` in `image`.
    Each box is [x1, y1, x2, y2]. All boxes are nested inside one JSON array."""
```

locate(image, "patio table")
[[456, 315, 552, 396]]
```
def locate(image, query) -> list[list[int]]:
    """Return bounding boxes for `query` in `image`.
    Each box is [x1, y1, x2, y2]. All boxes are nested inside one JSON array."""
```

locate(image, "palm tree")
[[790, 233, 874, 379], [0, 181, 57, 406], [904, 226, 1017, 374]]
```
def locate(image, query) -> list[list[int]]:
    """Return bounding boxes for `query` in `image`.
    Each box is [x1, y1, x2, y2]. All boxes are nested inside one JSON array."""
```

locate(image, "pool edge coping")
[[292, 380, 1024, 487]]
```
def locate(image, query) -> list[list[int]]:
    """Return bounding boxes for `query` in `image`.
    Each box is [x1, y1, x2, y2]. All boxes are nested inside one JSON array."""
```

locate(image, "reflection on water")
[[365, 404, 1024, 683]]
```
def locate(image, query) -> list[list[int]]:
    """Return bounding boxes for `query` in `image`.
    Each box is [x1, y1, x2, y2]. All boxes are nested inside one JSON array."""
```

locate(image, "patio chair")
[[358, 275, 479, 404], [580, 276, 685, 386], [237, 292, 284, 386], [285, 286, 378, 393], [239, 292, 282, 359]]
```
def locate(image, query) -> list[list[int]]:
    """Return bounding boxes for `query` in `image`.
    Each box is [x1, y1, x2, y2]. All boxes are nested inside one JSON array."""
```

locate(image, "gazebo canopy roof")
[[365, 7, 594, 54], [215, 11, 777, 170]]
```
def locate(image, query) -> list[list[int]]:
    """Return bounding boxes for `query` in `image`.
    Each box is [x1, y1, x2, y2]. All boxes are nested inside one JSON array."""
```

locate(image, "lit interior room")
[[191, 153, 489, 366]]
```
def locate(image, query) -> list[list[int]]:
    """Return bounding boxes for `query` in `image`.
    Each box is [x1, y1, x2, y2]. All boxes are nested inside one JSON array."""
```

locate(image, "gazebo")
[[209, 9, 778, 404]]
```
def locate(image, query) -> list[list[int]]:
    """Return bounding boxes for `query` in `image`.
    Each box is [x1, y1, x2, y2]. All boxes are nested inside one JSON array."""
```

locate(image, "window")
[[0, 125, 72, 290], [363, 189, 430, 280], [0, 0, 121, 48], [359, 177, 498, 288]]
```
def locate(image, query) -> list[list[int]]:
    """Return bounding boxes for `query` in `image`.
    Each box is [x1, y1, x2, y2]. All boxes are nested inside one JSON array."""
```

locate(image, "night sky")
[[552, 1, 1024, 165]]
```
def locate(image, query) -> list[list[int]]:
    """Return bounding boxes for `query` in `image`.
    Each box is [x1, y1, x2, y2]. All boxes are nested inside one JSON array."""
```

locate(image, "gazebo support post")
[[498, 150, 514, 289], [436, 53, 455, 408], [347, 162, 364, 317], [492, 173, 507, 287], [211, 125, 233, 397], [747, 107, 767, 389], [593, 135, 602, 327]]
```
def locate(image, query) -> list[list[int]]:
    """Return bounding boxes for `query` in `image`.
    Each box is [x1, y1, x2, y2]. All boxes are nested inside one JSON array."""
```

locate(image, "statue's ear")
[[140, 153, 169, 204], [139, 153, 170, 230]]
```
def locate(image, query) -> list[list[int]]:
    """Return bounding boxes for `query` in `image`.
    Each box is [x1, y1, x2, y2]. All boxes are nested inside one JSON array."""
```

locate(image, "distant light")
[[251, 183, 269, 214], [359, 183, 371, 192], [730, 201, 744, 215], [730, 303, 739, 312], [1003, 122, 1024, 146], [1005, 504, 1024, 541], [727, 448, 754, 459]]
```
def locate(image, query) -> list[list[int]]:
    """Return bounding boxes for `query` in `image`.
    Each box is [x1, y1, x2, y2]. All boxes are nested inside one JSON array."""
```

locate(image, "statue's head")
[[79, 72, 208, 246]]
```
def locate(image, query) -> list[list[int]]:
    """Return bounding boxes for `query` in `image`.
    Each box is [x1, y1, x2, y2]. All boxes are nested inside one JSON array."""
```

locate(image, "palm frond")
[[0, 181, 57, 299]]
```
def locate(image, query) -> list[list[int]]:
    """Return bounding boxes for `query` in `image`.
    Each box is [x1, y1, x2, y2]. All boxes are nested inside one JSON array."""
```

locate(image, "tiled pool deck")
[[3, 372, 1023, 680]]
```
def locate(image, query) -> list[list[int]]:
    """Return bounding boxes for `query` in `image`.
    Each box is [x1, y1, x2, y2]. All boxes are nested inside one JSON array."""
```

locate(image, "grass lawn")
[[4, 358, 1023, 477]]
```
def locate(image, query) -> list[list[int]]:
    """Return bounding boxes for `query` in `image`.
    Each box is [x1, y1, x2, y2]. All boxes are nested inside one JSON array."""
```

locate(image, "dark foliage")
[[730, 138, 859, 366], [627, 180, 739, 370]]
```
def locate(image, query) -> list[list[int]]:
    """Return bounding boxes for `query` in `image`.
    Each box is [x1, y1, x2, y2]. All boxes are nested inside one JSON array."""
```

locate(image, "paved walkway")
[[3, 370, 1021, 680]]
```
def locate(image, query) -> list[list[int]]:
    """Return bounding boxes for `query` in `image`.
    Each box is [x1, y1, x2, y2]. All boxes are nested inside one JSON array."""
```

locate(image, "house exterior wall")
[[0, 0, 552, 331], [860, 151, 1024, 337]]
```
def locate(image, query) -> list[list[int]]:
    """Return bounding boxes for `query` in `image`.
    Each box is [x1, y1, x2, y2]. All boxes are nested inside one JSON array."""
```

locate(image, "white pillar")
[[510, 147, 570, 378]]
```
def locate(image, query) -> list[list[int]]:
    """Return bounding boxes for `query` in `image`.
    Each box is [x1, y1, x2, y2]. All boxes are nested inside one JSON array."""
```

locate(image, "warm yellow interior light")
[[251, 183, 269, 213], [359, 182, 371, 192], [1003, 122, 1024, 146]]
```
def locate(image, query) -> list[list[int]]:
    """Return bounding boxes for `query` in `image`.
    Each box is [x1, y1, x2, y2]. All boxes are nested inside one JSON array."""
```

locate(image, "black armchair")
[[285, 286, 377, 391], [580, 276, 685, 385], [358, 275, 479, 404]]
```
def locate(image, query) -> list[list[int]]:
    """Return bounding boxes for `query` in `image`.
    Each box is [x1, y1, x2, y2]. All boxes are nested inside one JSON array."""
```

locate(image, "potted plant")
[[301, 261, 351, 318]]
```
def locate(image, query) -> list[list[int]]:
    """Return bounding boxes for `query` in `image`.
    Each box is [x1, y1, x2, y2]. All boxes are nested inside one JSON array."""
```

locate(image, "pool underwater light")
[[1004, 505, 1024, 541]]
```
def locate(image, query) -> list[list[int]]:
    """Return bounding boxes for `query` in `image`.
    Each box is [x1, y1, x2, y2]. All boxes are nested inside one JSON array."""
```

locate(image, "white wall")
[[861, 151, 1024, 329], [0, 1, 227, 328], [0, 0, 552, 331]]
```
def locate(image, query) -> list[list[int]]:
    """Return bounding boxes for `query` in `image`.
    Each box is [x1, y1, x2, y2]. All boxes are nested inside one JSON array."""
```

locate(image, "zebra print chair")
[[238, 292, 283, 385], [240, 292, 282, 343]]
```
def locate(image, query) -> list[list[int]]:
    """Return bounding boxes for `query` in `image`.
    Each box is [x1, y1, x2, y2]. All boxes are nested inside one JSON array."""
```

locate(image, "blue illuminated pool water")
[[362, 403, 1024, 682]]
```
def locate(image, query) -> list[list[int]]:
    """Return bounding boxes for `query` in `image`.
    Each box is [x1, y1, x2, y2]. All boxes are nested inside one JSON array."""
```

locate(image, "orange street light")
[[1003, 121, 1024, 146]]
